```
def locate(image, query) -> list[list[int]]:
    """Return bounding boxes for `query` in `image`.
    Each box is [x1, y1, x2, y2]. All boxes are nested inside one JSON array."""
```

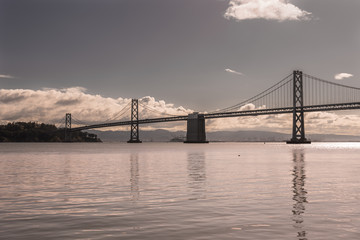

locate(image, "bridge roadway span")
[[70, 102, 360, 132]]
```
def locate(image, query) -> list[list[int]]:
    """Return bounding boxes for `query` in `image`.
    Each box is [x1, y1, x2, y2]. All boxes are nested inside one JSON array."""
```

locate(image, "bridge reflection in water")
[[187, 152, 207, 200], [130, 153, 140, 202], [124, 147, 315, 239], [292, 149, 308, 240]]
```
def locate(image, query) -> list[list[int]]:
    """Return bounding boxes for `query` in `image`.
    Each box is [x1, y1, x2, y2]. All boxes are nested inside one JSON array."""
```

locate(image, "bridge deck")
[[70, 102, 360, 132]]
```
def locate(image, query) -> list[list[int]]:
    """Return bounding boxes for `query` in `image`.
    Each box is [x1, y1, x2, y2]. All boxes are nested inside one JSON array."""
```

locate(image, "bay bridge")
[[63, 70, 360, 144]]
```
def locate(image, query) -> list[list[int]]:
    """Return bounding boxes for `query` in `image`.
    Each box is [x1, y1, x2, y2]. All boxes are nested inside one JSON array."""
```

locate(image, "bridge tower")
[[128, 99, 142, 143], [287, 71, 311, 144], [184, 112, 208, 143], [65, 113, 72, 142]]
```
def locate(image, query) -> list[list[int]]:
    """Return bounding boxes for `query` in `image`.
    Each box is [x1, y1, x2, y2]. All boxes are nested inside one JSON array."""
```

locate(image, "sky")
[[0, 0, 360, 134]]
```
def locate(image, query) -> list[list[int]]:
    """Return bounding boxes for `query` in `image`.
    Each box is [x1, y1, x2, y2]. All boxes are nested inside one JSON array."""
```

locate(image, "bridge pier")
[[65, 113, 72, 142], [184, 112, 208, 143], [128, 99, 142, 143], [287, 70, 311, 144]]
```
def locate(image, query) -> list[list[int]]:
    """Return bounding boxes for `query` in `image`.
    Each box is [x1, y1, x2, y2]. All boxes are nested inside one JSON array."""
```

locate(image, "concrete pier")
[[184, 112, 208, 143]]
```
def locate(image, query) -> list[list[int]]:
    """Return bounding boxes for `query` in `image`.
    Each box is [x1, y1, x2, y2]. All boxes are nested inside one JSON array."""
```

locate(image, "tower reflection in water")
[[292, 149, 308, 240], [130, 153, 139, 202], [187, 152, 206, 200]]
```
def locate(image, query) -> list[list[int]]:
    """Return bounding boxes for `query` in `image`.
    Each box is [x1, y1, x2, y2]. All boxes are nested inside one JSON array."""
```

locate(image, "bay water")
[[0, 142, 359, 239]]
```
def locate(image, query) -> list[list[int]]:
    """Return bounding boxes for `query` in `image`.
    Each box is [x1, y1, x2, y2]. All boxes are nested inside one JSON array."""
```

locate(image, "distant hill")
[[88, 129, 360, 142], [89, 129, 184, 142]]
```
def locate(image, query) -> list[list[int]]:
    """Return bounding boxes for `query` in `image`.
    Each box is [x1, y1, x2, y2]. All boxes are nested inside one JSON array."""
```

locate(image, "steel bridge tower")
[[128, 99, 142, 143], [65, 113, 72, 142], [287, 71, 311, 144]]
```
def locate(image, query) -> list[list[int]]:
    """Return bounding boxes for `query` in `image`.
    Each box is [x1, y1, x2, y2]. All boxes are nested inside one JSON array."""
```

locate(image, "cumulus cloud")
[[224, 0, 312, 22], [239, 103, 255, 111], [225, 68, 243, 75], [334, 73, 353, 80], [0, 88, 193, 130], [0, 74, 14, 79]]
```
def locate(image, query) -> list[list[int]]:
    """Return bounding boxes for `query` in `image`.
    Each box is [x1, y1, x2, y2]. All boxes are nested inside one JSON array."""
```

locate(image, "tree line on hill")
[[0, 122, 101, 142]]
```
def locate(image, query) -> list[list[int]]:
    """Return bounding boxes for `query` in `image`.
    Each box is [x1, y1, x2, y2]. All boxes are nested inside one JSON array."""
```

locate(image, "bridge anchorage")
[[287, 71, 311, 144], [184, 112, 208, 143]]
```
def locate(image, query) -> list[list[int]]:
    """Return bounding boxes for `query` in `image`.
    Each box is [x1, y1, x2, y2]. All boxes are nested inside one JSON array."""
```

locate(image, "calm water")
[[0, 142, 359, 240]]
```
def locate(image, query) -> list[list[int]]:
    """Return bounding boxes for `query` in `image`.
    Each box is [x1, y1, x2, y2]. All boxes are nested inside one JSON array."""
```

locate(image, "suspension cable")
[[209, 73, 293, 113]]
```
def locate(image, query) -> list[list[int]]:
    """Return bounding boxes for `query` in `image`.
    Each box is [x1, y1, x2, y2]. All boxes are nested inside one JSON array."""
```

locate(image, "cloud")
[[225, 68, 243, 75], [239, 103, 255, 111], [0, 74, 14, 79], [0, 88, 193, 130], [224, 0, 312, 22], [55, 98, 84, 106], [334, 73, 353, 80]]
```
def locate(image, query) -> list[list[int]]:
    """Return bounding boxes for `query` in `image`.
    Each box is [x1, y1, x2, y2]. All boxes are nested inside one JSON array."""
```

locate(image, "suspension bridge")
[[61, 70, 360, 144]]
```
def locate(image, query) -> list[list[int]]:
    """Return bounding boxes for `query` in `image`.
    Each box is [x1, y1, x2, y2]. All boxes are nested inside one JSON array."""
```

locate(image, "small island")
[[0, 122, 101, 142]]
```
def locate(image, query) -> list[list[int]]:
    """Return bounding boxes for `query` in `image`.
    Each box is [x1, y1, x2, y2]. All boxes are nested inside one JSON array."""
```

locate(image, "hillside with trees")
[[0, 122, 101, 142]]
